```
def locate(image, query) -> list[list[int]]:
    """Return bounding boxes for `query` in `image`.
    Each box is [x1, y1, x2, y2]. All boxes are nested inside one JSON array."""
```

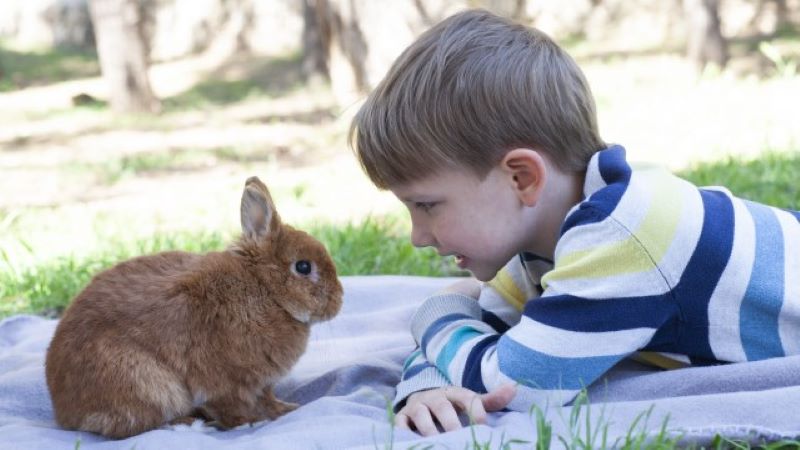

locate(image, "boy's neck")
[[528, 169, 586, 261]]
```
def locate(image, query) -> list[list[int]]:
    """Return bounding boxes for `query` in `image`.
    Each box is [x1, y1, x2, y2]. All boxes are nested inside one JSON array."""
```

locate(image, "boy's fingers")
[[428, 399, 461, 431], [444, 388, 488, 424], [481, 384, 517, 411], [407, 404, 439, 436], [394, 412, 412, 430]]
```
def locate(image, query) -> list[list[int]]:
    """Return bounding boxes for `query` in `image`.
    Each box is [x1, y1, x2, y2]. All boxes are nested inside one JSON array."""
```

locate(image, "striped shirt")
[[396, 145, 800, 411]]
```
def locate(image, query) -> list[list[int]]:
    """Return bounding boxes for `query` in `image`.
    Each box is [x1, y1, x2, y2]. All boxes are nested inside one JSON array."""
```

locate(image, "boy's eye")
[[415, 202, 436, 213]]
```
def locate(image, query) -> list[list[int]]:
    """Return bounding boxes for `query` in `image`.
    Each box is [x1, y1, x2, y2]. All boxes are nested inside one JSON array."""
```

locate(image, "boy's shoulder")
[[574, 145, 695, 224]]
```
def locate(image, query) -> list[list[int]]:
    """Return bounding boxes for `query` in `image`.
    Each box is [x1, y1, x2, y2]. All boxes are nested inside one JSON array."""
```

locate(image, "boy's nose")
[[410, 224, 436, 248]]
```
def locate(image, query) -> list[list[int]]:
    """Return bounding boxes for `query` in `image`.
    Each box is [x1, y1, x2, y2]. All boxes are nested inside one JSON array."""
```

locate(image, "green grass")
[[678, 150, 800, 210], [0, 43, 99, 92], [0, 230, 230, 318], [0, 215, 460, 319]]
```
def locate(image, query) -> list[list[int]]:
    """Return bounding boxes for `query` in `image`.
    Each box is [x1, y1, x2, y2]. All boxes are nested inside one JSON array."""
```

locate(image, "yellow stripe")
[[487, 268, 526, 311], [629, 352, 690, 370], [543, 170, 682, 288]]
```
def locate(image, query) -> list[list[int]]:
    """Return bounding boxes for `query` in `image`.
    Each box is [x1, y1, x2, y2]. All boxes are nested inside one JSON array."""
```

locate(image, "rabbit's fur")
[[45, 177, 343, 439]]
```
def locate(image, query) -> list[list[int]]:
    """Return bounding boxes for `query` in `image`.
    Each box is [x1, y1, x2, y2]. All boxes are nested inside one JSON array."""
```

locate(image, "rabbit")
[[45, 176, 343, 439]]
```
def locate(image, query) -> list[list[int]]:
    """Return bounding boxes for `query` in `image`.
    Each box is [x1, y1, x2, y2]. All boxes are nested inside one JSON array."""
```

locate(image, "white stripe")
[[504, 316, 655, 358], [609, 169, 660, 232], [424, 320, 465, 360], [777, 209, 800, 355], [555, 218, 630, 262], [583, 152, 606, 198], [478, 289, 522, 325], [479, 342, 501, 391], [558, 170, 653, 260], [656, 352, 692, 364], [707, 195, 754, 362], [508, 384, 578, 411]]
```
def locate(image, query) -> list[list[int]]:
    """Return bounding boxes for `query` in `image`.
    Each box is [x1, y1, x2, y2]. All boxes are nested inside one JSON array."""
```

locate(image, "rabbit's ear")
[[240, 176, 281, 240]]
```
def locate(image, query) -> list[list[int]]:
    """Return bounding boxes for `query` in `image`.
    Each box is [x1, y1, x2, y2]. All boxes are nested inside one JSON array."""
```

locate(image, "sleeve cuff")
[[410, 293, 482, 345], [392, 366, 451, 411]]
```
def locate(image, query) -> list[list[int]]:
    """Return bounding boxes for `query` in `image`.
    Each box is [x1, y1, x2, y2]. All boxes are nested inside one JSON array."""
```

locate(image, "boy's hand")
[[395, 384, 516, 436], [437, 278, 481, 300]]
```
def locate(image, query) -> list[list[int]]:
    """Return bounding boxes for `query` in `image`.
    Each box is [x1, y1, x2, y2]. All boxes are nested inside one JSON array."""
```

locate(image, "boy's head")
[[350, 8, 605, 190]]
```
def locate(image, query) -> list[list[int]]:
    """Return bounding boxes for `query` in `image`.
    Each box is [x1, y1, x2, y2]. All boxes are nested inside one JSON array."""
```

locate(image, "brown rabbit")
[[45, 176, 343, 439]]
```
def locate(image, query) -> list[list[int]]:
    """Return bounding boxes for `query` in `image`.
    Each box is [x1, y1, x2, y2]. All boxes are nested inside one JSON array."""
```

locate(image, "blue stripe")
[[402, 348, 423, 372], [688, 355, 727, 366], [740, 201, 786, 360], [640, 314, 681, 351], [482, 309, 511, 333], [523, 293, 675, 332], [597, 145, 631, 186], [462, 334, 501, 393], [497, 335, 624, 390], [561, 145, 631, 236], [673, 189, 735, 359], [435, 326, 483, 376], [786, 208, 800, 222], [402, 362, 433, 380], [420, 313, 473, 356], [561, 205, 607, 237]]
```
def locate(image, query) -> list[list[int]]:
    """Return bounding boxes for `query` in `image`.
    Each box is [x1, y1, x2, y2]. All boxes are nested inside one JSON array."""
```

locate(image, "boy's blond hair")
[[350, 9, 605, 189]]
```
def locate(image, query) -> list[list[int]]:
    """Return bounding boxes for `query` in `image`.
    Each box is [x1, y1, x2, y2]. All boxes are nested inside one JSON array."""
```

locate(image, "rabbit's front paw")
[[265, 399, 298, 419], [260, 389, 298, 419]]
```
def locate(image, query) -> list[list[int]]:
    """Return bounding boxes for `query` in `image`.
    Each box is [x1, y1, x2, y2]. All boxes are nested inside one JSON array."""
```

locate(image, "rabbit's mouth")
[[285, 308, 312, 324]]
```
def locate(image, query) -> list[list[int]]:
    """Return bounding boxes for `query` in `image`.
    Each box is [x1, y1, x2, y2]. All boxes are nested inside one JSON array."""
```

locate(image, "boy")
[[349, 9, 800, 436]]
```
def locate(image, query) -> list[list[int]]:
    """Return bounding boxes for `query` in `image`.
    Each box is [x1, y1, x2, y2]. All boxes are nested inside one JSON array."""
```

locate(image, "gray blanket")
[[1, 275, 799, 449]]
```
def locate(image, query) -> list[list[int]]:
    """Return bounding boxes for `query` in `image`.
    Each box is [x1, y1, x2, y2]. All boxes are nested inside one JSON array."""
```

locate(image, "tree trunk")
[[301, 0, 330, 84], [300, 0, 544, 107], [302, 0, 369, 106], [88, 0, 160, 113], [684, 0, 729, 70]]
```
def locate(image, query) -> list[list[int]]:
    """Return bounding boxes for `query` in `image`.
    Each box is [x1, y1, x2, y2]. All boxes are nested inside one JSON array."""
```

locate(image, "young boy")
[[349, 9, 800, 436]]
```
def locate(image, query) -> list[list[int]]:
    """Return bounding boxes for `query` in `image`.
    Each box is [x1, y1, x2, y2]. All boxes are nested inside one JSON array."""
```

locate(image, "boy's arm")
[[411, 219, 676, 410], [394, 258, 540, 409]]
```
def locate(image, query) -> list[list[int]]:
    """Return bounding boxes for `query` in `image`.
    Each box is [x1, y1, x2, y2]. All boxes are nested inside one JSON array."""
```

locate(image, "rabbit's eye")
[[295, 260, 312, 275]]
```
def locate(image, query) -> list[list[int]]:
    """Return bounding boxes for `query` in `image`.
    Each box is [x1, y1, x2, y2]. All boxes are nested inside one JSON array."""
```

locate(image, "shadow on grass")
[[0, 44, 100, 92], [678, 150, 800, 210], [162, 53, 306, 111]]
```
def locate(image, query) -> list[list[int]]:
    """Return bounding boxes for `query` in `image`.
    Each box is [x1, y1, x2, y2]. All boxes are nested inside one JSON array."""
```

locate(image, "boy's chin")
[[467, 266, 500, 283]]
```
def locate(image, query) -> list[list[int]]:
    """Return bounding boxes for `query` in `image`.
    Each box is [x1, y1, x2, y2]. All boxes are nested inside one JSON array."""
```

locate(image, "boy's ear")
[[500, 148, 547, 207]]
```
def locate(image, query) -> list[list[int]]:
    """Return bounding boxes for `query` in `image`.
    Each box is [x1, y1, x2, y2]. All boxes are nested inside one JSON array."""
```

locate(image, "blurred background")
[[1, 0, 799, 317]]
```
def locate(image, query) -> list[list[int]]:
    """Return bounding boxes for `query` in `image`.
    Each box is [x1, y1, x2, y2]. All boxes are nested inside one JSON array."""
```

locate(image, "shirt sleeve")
[[410, 216, 679, 410], [392, 347, 450, 410], [393, 258, 542, 410]]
